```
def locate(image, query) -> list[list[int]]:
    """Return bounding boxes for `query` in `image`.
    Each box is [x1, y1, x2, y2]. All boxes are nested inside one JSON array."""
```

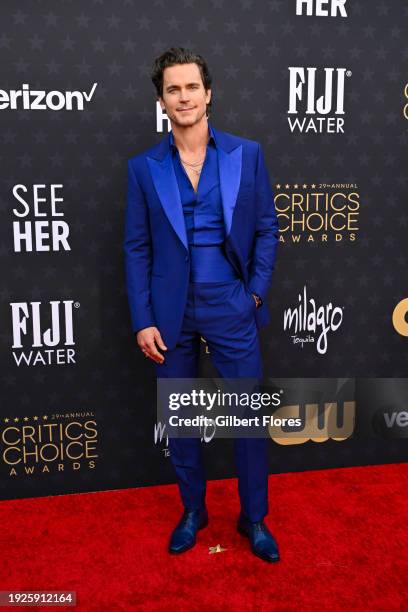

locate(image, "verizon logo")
[[0, 83, 98, 111], [383, 411, 408, 428]]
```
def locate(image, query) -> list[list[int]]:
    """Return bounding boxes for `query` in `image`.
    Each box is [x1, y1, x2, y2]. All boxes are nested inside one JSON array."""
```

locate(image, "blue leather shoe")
[[237, 513, 280, 562], [169, 507, 209, 554]]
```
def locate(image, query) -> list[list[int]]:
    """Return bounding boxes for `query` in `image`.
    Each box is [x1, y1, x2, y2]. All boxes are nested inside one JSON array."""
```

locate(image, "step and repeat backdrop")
[[0, 0, 407, 501]]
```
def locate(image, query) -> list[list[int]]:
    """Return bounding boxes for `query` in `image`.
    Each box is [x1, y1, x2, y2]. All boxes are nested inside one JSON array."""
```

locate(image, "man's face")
[[159, 62, 211, 128]]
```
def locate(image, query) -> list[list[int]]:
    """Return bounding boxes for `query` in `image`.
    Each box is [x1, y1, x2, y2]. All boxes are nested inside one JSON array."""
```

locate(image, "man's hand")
[[136, 326, 167, 364], [251, 293, 263, 308]]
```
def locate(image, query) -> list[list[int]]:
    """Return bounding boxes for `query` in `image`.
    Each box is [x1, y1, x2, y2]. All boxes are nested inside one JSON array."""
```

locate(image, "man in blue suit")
[[124, 47, 280, 562]]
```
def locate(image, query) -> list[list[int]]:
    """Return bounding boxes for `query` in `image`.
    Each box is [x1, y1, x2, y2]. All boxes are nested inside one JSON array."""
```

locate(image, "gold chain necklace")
[[178, 133, 210, 176], [180, 155, 206, 176]]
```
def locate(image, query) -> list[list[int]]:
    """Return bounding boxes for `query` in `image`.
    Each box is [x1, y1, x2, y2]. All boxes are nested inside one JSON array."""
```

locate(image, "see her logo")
[[295, 0, 348, 17]]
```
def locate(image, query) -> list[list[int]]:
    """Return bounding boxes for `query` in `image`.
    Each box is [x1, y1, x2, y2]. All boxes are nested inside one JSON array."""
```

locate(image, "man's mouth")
[[177, 107, 195, 112]]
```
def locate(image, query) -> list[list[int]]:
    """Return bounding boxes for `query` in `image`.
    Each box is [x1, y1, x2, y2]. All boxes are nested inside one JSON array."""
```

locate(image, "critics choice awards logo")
[[275, 182, 360, 244], [0, 414, 98, 477]]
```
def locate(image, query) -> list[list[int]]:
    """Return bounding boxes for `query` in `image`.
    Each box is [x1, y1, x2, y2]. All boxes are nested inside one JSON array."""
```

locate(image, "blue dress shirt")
[[169, 123, 225, 247]]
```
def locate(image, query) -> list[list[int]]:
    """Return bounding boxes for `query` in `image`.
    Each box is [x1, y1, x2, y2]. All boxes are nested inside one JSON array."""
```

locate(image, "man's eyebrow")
[[165, 82, 201, 90]]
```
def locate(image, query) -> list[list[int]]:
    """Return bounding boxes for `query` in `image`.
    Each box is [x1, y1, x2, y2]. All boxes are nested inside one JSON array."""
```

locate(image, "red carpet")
[[1, 462, 407, 611]]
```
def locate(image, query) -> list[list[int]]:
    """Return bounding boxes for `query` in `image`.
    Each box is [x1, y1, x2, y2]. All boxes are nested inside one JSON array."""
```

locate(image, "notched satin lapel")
[[146, 153, 188, 251], [218, 144, 243, 237]]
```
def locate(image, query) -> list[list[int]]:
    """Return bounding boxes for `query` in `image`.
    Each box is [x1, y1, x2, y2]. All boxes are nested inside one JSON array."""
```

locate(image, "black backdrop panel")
[[0, 0, 407, 501]]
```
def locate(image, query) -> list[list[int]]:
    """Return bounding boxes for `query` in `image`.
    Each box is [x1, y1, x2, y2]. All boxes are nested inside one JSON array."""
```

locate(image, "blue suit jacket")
[[124, 125, 279, 350]]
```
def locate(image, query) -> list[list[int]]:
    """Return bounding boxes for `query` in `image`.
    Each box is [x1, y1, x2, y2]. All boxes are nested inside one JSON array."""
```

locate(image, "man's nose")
[[179, 89, 190, 101]]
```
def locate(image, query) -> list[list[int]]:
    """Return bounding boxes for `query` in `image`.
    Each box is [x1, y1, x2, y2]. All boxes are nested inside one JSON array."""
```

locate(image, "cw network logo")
[[269, 399, 355, 445], [0, 83, 98, 111], [392, 298, 408, 336]]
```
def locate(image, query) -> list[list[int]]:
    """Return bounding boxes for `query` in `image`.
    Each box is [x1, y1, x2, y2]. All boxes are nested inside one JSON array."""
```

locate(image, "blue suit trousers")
[[155, 278, 269, 522]]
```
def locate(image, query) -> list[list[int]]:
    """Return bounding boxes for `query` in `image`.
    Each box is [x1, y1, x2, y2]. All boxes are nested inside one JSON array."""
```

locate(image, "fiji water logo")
[[10, 300, 78, 366], [283, 286, 343, 354], [287, 66, 351, 133]]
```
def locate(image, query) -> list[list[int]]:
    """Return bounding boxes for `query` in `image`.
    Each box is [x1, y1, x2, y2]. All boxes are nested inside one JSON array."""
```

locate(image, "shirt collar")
[[169, 122, 216, 152]]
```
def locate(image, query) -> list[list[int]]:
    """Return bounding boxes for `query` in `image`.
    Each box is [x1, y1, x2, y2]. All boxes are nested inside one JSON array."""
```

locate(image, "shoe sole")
[[168, 517, 209, 555], [237, 524, 280, 563]]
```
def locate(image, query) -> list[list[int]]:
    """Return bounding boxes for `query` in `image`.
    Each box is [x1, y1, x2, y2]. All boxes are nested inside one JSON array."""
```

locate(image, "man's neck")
[[170, 116, 209, 155]]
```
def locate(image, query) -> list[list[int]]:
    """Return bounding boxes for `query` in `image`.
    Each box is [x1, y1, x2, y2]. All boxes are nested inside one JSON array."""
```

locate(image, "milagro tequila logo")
[[284, 286, 343, 354], [11, 300, 78, 366], [288, 66, 351, 133], [154, 420, 169, 457]]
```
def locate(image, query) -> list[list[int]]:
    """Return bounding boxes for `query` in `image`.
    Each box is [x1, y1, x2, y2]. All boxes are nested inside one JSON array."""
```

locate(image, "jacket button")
[[185, 255, 189, 262]]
